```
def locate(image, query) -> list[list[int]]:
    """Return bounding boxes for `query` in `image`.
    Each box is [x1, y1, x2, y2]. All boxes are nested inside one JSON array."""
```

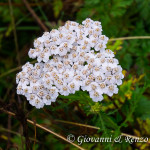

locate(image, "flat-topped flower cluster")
[[16, 18, 124, 109]]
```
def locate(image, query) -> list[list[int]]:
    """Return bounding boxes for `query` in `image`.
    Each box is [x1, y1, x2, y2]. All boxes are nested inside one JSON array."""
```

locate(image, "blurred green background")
[[0, 0, 150, 150]]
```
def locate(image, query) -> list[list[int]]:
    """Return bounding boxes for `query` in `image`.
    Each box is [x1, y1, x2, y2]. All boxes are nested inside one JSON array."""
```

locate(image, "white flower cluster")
[[16, 18, 124, 109]]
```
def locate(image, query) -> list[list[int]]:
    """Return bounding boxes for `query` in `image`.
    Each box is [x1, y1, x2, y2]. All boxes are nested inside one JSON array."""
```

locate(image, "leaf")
[[107, 40, 123, 52], [53, 0, 63, 18], [135, 96, 150, 120], [101, 112, 119, 130]]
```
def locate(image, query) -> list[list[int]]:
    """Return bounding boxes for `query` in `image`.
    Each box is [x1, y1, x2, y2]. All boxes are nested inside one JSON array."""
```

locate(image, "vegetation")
[[0, 0, 150, 149]]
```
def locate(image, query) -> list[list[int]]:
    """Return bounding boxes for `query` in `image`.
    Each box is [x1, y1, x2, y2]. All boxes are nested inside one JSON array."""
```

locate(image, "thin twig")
[[1, 109, 150, 145], [0, 66, 21, 78], [0, 60, 36, 79], [55, 119, 150, 144], [33, 120, 36, 150], [1, 109, 86, 150], [20, 126, 25, 150], [109, 36, 150, 42], [22, 0, 48, 31], [55, 119, 100, 130], [8, 0, 21, 66]]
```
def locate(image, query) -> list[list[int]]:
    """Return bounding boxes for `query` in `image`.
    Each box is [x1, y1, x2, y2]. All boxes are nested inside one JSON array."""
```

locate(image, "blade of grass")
[[0, 60, 36, 79], [16, 8, 39, 26], [8, 0, 21, 65], [35, 0, 49, 22], [55, 119, 100, 130], [109, 36, 150, 41], [22, 0, 48, 31]]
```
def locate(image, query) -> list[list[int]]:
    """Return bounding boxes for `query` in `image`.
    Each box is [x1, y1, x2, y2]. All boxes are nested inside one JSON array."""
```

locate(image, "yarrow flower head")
[[16, 18, 124, 109]]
